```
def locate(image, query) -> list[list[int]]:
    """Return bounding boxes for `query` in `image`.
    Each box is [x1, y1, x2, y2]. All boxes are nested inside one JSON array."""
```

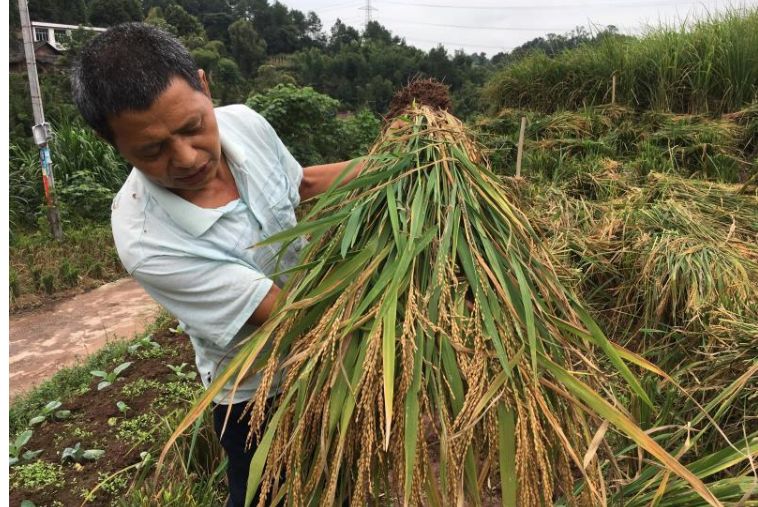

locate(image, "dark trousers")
[[213, 401, 256, 507]]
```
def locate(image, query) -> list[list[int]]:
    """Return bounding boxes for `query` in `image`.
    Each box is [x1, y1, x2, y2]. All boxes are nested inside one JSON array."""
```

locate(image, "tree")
[[329, 19, 360, 50], [163, 3, 206, 38], [88, 0, 142, 26], [27, 0, 86, 25], [251, 63, 297, 93], [363, 21, 396, 45], [228, 19, 267, 77], [144, 6, 178, 34]]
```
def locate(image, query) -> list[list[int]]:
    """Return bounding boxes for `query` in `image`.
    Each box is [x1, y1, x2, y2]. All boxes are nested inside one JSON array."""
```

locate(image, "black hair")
[[71, 22, 202, 143]]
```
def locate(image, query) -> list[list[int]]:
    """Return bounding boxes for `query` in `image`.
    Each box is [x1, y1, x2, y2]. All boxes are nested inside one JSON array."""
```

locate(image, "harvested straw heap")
[[171, 104, 718, 506]]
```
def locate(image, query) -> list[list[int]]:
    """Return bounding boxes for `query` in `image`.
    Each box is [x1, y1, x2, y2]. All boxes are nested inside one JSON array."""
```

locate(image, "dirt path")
[[9, 278, 162, 401]]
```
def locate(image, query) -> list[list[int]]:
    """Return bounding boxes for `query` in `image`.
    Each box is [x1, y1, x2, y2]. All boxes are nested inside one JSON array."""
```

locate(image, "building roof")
[[9, 39, 63, 65], [31, 21, 106, 32]]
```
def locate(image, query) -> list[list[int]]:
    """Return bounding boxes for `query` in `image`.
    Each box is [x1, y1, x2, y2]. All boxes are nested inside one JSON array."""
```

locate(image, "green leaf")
[[15, 429, 33, 448], [113, 362, 132, 376], [340, 203, 364, 258], [498, 403, 517, 507], [54, 410, 71, 420], [82, 449, 105, 461], [44, 400, 62, 412], [22, 449, 42, 461], [403, 327, 424, 503], [381, 291, 398, 451], [540, 356, 721, 507]]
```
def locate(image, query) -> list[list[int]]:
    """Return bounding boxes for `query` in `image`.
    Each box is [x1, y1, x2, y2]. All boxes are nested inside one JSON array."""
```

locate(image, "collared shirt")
[[111, 104, 304, 404]]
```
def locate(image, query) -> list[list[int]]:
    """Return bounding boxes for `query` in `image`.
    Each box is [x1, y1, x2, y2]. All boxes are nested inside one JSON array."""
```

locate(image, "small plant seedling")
[[29, 400, 71, 426], [21, 501, 36, 507], [116, 401, 130, 415], [90, 362, 132, 390], [168, 324, 184, 335], [61, 443, 105, 463], [167, 363, 197, 381], [10, 430, 42, 466], [128, 334, 160, 354]]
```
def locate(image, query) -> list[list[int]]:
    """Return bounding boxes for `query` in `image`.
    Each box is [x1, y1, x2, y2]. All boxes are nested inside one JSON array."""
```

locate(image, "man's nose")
[[170, 137, 197, 168]]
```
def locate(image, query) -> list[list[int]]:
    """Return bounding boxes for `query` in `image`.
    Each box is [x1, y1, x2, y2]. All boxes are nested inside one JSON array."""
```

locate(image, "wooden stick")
[[515, 116, 527, 177], [611, 74, 617, 105]]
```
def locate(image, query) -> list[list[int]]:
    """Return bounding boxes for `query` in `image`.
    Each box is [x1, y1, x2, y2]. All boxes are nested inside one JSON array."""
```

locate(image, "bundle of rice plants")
[[644, 114, 746, 181], [640, 172, 758, 241], [620, 232, 758, 330], [165, 105, 720, 506]]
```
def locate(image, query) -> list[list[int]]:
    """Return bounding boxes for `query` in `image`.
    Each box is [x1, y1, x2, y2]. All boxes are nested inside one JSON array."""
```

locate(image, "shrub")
[[9, 122, 129, 229], [247, 84, 380, 166]]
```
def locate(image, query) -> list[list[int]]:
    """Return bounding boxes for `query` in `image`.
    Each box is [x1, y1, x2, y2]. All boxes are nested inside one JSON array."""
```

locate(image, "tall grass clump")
[[166, 106, 723, 506], [483, 9, 758, 114], [9, 121, 130, 228]]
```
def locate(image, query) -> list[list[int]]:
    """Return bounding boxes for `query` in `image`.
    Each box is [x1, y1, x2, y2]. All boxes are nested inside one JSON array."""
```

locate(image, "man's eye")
[[142, 150, 161, 160]]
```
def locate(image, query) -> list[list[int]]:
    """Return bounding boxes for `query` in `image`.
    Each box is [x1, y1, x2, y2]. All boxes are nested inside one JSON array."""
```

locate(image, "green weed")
[[121, 379, 162, 399], [11, 461, 64, 490], [117, 413, 161, 445]]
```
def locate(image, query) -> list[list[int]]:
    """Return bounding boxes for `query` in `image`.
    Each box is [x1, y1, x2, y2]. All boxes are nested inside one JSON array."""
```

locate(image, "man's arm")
[[299, 159, 365, 201], [247, 284, 282, 326]]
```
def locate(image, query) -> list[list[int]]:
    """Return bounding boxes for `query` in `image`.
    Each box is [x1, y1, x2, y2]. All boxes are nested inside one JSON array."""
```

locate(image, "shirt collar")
[[136, 123, 246, 238]]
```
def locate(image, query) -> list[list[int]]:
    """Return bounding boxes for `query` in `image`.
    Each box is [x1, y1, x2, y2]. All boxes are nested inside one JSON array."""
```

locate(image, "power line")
[[376, 0, 709, 10], [384, 18, 578, 32], [404, 36, 514, 51], [359, 0, 378, 27], [319, 2, 363, 13]]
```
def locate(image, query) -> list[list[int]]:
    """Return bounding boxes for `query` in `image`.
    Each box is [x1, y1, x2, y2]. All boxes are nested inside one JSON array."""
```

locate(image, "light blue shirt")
[[111, 104, 305, 404]]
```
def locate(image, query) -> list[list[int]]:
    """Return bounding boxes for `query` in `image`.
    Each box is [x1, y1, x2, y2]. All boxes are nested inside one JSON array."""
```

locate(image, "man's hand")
[[299, 159, 365, 201]]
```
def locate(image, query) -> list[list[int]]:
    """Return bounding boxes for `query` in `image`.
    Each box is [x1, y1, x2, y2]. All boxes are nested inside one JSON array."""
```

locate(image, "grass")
[[9, 222, 126, 312], [11, 462, 65, 491], [483, 8, 758, 114]]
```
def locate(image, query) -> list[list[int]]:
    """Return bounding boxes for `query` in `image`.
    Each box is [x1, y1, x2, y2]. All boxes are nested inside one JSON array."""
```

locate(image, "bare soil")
[[9, 327, 198, 507], [9, 278, 161, 401]]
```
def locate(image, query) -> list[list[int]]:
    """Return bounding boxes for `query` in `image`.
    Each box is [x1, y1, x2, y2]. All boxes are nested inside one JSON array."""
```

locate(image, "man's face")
[[108, 72, 221, 195]]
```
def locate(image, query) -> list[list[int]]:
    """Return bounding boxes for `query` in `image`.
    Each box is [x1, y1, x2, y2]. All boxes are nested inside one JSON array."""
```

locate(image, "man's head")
[[72, 23, 223, 195]]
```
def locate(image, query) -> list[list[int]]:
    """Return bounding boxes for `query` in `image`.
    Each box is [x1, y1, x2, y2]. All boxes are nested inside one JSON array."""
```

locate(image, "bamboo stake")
[[515, 116, 527, 177], [611, 74, 617, 105]]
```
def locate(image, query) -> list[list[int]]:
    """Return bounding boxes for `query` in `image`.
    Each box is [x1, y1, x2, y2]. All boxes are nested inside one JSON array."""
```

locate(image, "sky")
[[278, 0, 757, 56]]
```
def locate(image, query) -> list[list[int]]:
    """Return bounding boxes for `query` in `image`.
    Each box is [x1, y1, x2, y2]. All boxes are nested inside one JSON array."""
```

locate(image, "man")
[[71, 23, 361, 506]]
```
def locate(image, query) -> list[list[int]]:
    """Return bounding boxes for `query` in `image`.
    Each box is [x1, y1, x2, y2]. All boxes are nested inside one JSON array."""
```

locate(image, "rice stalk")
[[163, 105, 722, 506]]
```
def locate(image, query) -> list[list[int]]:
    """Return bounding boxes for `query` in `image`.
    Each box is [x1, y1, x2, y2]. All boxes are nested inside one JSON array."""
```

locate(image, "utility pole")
[[18, 0, 64, 241], [359, 0, 377, 29]]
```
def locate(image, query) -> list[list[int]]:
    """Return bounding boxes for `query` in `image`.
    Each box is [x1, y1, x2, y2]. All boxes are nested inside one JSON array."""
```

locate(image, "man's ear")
[[198, 69, 212, 98]]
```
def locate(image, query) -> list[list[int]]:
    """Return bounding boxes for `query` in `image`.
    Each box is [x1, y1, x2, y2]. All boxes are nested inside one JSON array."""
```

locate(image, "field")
[[8, 9, 758, 507]]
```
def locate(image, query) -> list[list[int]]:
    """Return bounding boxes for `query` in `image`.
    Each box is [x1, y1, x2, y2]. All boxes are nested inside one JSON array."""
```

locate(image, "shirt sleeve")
[[132, 255, 274, 348], [258, 114, 303, 208]]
